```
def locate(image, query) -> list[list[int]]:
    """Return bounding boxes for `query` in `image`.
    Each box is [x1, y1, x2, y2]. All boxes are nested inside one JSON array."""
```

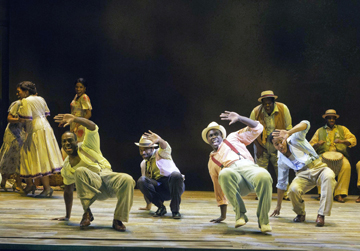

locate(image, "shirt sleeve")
[[249, 108, 256, 120], [18, 98, 32, 120], [140, 160, 146, 176], [291, 120, 310, 142], [80, 94, 92, 110], [276, 157, 290, 191], [208, 161, 228, 206], [8, 101, 20, 116], [309, 129, 320, 146], [61, 159, 75, 185], [283, 104, 293, 130], [43, 98, 50, 116], [81, 125, 101, 153], [157, 141, 172, 160], [235, 121, 263, 146], [342, 126, 357, 148]]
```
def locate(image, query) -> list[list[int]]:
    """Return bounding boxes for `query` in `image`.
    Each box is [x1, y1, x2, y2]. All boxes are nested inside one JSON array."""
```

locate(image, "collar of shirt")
[[324, 124, 338, 130]]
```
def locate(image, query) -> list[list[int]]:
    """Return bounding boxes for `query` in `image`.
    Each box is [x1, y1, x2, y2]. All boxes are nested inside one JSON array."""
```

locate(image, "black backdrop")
[[4, 0, 360, 194]]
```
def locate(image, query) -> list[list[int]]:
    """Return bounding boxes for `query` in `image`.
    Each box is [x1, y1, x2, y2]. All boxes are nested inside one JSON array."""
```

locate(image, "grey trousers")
[[288, 158, 336, 216], [74, 167, 135, 222], [218, 159, 273, 227]]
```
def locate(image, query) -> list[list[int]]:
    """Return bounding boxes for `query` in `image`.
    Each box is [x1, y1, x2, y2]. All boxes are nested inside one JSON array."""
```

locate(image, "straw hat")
[[322, 109, 339, 119], [202, 122, 227, 144], [258, 90, 278, 102], [134, 135, 158, 147]]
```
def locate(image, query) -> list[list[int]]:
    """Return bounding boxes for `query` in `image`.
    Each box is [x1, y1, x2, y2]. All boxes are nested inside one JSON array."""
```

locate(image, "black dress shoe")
[[293, 214, 306, 222], [80, 208, 94, 227], [172, 212, 181, 219], [316, 214, 325, 227], [153, 205, 167, 217], [112, 219, 126, 232]]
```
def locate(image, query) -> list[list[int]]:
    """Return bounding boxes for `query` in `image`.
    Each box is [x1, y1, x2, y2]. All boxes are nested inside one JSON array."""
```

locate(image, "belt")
[[296, 158, 321, 173]]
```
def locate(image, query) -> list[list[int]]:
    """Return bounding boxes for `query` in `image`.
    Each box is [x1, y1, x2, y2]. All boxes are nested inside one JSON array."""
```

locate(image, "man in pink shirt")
[[202, 111, 273, 233]]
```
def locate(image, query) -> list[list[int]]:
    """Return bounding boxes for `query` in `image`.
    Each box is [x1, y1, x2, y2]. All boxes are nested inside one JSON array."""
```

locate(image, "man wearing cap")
[[202, 111, 272, 233], [136, 130, 185, 219], [270, 120, 336, 227], [52, 114, 135, 232], [310, 109, 356, 203], [250, 90, 292, 199]]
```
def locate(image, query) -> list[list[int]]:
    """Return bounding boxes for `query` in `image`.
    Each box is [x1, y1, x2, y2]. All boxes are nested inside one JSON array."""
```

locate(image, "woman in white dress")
[[18, 81, 63, 197], [0, 100, 25, 192]]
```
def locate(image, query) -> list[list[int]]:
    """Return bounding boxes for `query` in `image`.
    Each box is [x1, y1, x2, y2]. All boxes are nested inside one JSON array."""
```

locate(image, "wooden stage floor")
[[0, 189, 360, 251]]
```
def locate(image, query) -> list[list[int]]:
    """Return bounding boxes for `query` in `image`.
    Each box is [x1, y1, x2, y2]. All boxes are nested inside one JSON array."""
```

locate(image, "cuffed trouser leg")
[[218, 168, 248, 221], [102, 172, 135, 222], [168, 172, 185, 213], [318, 167, 336, 216], [75, 167, 104, 212], [334, 157, 351, 197], [357, 161, 360, 188], [289, 161, 336, 216], [137, 176, 164, 208], [219, 160, 272, 226]]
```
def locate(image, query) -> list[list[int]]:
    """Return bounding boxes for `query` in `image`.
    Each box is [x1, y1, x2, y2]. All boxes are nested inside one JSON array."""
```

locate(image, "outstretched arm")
[[210, 204, 227, 223], [52, 184, 74, 221], [272, 121, 308, 144], [220, 111, 258, 128], [54, 114, 96, 131], [142, 130, 167, 149], [270, 188, 285, 217]]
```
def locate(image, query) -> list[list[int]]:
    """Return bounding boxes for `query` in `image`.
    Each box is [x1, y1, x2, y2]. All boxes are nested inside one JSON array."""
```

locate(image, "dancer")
[[18, 81, 63, 197], [53, 113, 135, 231], [0, 99, 25, 192], [309, 109, 356, 203], [270, 120, 336, 227], [136, 131, 185, 219], [70, 78, 92, 142], [250, 90, 292, 200], [202, 111, 272, 233]]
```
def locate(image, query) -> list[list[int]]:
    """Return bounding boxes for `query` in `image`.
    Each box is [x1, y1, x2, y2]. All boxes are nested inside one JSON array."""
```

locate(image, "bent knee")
[[74, 166, 88, 177], [169, 171, 183, 180]]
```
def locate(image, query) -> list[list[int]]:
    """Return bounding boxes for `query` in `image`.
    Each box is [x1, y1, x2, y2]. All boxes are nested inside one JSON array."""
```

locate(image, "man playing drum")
[[310, 109, 357, 203]]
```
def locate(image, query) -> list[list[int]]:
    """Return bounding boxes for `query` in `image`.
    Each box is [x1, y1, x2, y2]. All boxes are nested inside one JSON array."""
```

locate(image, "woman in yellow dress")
[[70, 78, 92, 142], [18, 81, 63, 197]]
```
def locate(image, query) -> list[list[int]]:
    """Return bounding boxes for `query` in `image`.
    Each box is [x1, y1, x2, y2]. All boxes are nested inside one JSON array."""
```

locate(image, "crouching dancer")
[[52, 114, 135, 231], [202, 111, 273, 233], [270, 120, 336, 227], [136, 131, 185, 219]]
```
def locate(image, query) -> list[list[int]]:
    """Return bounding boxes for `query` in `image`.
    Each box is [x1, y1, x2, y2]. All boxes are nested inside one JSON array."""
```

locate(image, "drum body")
[[321, 151, 343, 176]]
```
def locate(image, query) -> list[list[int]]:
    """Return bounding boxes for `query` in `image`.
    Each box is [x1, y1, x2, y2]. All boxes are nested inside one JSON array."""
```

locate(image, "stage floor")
[[0, 189, 360, 251]]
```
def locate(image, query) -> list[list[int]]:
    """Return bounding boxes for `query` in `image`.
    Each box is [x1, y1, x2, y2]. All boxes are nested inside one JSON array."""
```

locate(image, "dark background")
[[1, 0, 360, 194]]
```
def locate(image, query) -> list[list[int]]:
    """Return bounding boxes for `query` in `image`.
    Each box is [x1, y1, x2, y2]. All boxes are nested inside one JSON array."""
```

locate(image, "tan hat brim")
[[322, 114, 339, 119], [258, 95, 278, 102], [134, 142, 158, 147]]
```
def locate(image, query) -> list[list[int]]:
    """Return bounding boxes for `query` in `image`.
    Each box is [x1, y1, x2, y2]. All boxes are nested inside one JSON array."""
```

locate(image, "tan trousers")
[[288, 159, 336, 216], [317, 156, 351, 197], [74, 167, 135, 222], [356, 161, 360, 187]]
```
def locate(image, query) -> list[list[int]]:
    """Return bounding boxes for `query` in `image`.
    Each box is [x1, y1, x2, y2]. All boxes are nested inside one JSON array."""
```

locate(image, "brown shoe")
[[80, 208, 94, 227], [356, 196, 360, 203], [112, 219, 126, 232], [334, 195, 345, 203], [293, 214, 305, 222], [316, 214, 325, 227]]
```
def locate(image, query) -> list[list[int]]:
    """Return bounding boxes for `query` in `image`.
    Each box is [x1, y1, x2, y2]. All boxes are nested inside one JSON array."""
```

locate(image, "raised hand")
[[272, 130, 290, 144], [220, 111, 240, 125], [54, 114, 75, 128], [143, 130, 161, 144]]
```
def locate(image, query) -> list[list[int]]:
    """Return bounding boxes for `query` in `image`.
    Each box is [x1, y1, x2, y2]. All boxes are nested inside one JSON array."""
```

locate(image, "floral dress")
[[70, 94, 92, 142], [19, 96, 63, 178], [0, 101, 25, 174]]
